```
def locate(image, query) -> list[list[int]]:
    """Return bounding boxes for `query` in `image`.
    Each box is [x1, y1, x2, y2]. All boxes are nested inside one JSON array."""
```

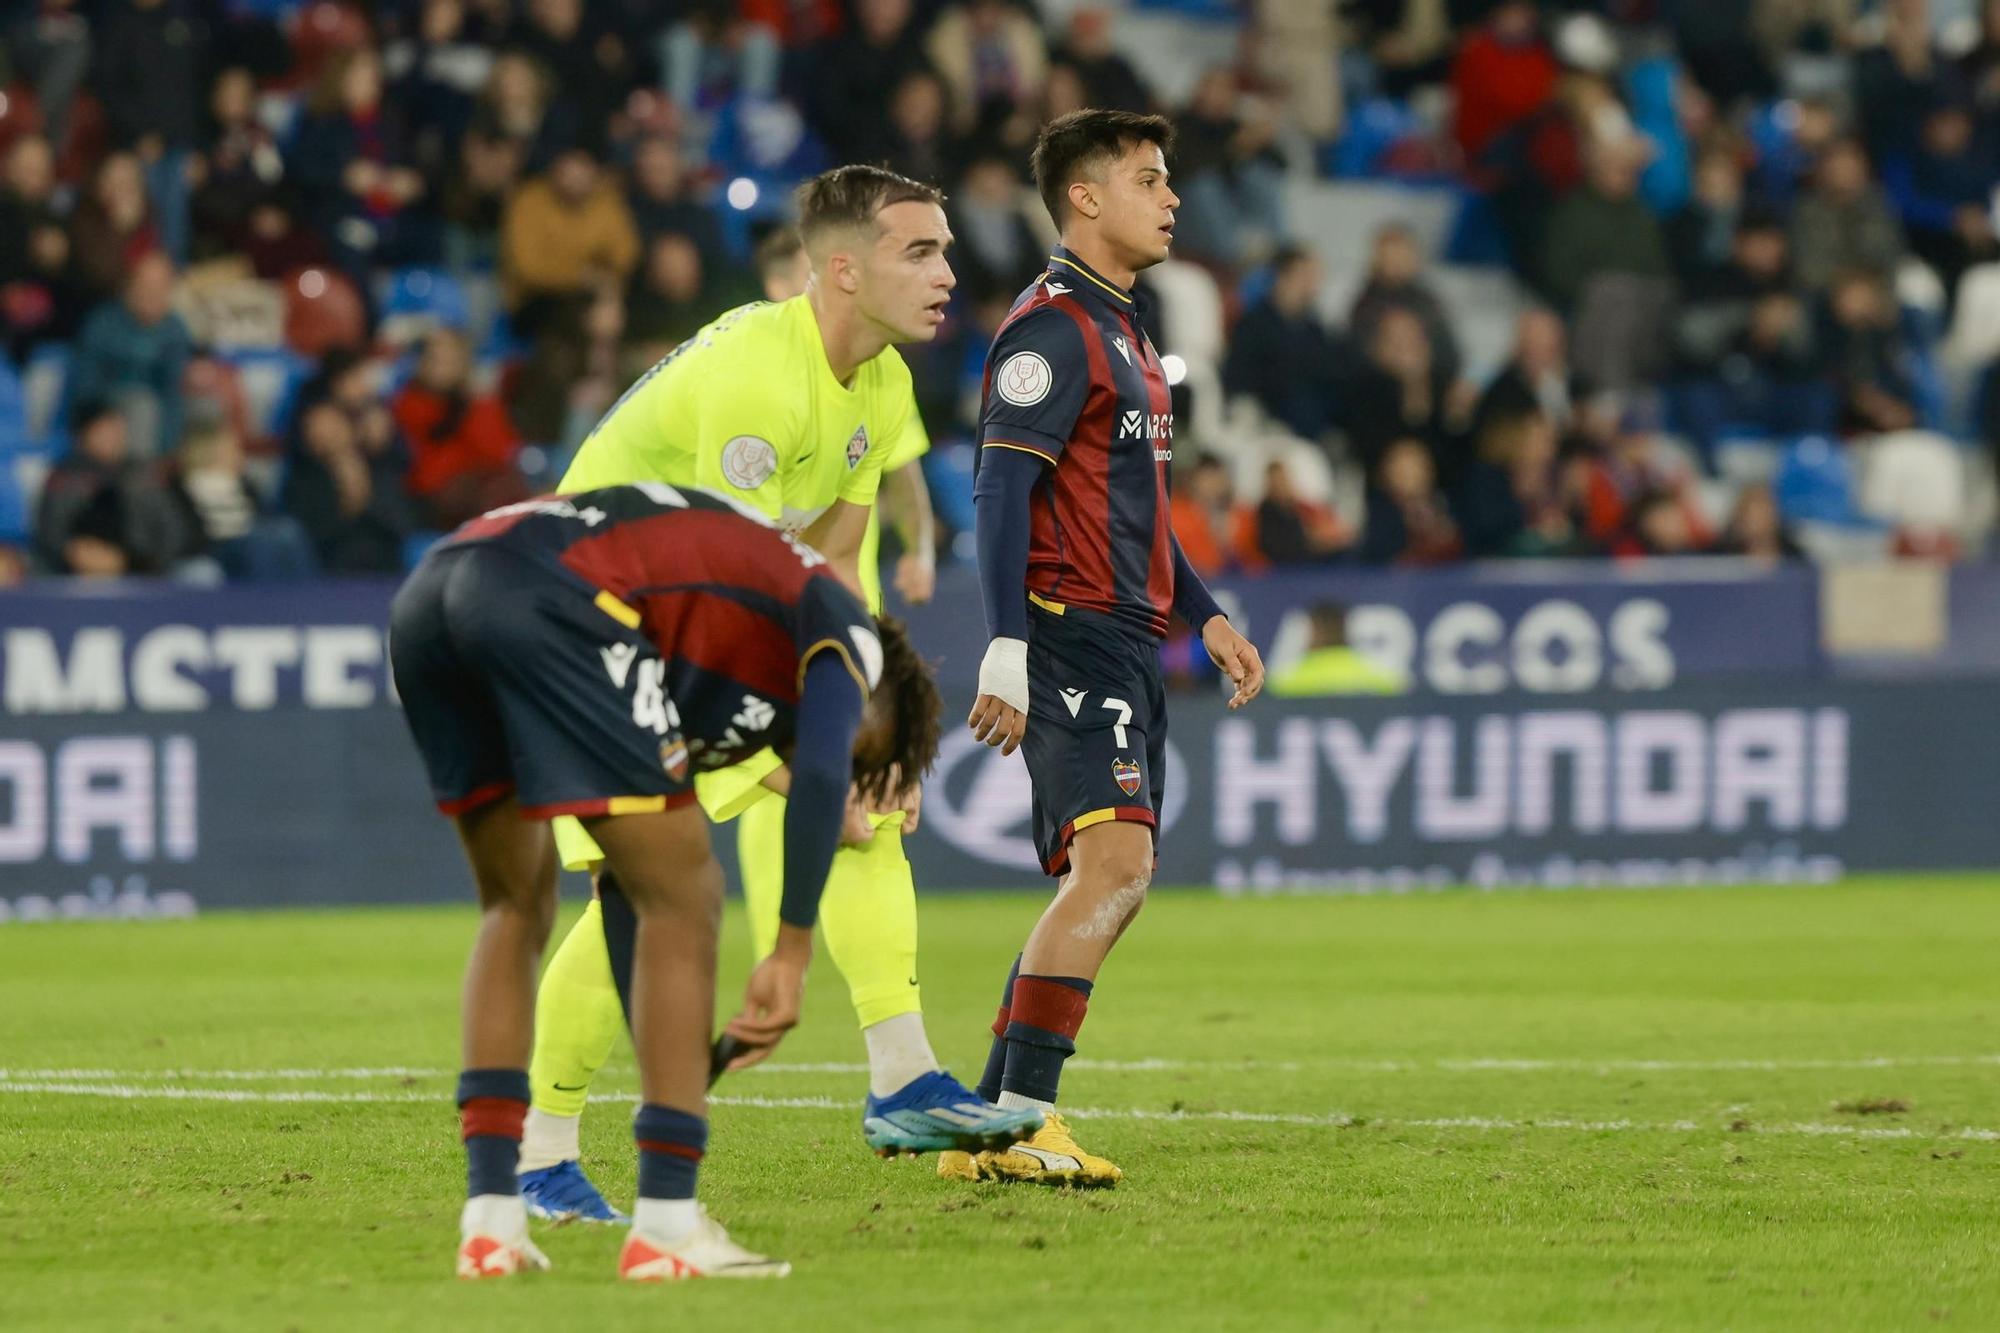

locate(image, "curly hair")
[[853, 616, 942, 805]]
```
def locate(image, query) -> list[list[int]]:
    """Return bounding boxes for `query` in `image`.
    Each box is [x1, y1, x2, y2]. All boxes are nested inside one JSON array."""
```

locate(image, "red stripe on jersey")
[[557, 508, 815, 611], [1135, 320, 1176, 629], [1033, 295, 1118, 611], [634, 586, 800, 703]]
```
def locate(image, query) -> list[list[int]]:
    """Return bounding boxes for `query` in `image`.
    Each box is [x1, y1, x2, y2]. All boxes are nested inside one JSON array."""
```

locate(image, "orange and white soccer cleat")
[[618, 1210, 791, 1281], [456, 1195, 552, 1279]]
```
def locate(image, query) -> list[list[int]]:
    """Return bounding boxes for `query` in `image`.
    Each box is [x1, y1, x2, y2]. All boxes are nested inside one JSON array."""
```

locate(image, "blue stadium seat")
[[1774, 435, 1878, 528], [380, 267, 473, 332]]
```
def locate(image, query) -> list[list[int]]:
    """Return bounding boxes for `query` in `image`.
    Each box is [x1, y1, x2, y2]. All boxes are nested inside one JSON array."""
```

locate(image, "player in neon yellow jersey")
[[517, 168, 1043, 1224]]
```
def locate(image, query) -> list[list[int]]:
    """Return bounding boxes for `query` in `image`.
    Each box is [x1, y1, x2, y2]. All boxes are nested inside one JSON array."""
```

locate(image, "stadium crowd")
[[2, 0, 1998, 584]]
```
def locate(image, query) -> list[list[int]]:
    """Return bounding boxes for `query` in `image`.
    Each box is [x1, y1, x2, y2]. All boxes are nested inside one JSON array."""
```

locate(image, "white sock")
[[517, 1108, 581, 1173], [862, 1011, 941, 1098], [461, 1193, 527, 1240], [633, 1197, 699, 1243], [997, 1089, 1055, 1114]]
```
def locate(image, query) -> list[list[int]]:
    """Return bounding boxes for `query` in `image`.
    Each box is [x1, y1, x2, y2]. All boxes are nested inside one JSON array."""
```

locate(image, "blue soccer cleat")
[[519, 1160, 629, 1224], [862, 1070, 1046, 1157]]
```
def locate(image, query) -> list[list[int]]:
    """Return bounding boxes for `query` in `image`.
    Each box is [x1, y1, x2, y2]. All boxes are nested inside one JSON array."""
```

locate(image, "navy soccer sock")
[[999, 974, 1094, 1106], [457, 1068, 531, 1198], [975, 954, 1022, 1103], [634, 1103, 707, 1201]]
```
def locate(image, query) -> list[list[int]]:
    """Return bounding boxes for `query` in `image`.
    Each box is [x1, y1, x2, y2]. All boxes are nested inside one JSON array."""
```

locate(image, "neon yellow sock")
[[528, 898, 625, 1118], [737, 795, 923, 1029]]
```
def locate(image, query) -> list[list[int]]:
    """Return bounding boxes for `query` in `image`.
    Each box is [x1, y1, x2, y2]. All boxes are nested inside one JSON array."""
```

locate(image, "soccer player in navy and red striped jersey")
[[946, 111, 1267, 1187], [388, 482, 941, 1280]]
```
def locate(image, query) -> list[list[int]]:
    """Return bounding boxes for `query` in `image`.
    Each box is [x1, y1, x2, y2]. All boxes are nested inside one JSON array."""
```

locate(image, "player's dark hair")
[[854, 616, 942, 805], [1031, 108, 1177, 225], [795, 165, 944, 245]]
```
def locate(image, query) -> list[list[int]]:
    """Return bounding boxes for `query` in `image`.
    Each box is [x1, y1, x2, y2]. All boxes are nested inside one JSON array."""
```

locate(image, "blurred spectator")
[[283, 353, 417, 573], [1450, 0, 1558, 170], [626, 136, 725, 270], [1341, 305, 1469, 479], [1268, 602, 1407, 697], [467, 51, 580, 177], [862, 69, 960, 187], [1053, 9, 1152, 114], [1882, 99, 2000, 307], [1668, 146, 1751, 291], [0, 134, 79, 360], [191, 67, 289, 265], [1343, 0, 1453, 101], [1454, 404, 1578, 557], [1254, 459, 1349, 565], [1791, 138, 1906, 293], [439, 128, 524, 270], [1350, 224, 1462, 385], [625, 232, 725, 354], [237, 192, 328, 281], [1360, 436, 1463, 565], [806, 0, 931, 161], [1718, 480, 1805, 562], [1475, 307, 1577, 434], [1619, 489, 1711, 558], [1223, 244, 1340, 440], [34, 402, 187, 577], [1667, 2, 1775, 107], [754, 226, 809, 302], [1752, 95, 1843, 210], [1251, 0, 1342, 141], [1854, 0, 1946, 160], [292, 48, 437, 288], [69, 252, 192, 459], [1173, 68, 1285, 265], [170, 421, 317, 581], [1578, 411, 1711, 552], [93, 0, 209, 265], [927, 0, 1048, 147], [1537, 140, 1671, 316], [948, 156, 1043, 304], [1676, 287, 1832, 454], [7, 0, 90, 152], [384, 0, 495, 182], [1039, 61, 1092, 125], [393, 326, 527, 530], [70, 151, 158, 306], [509, 0, 629, 132], [660, 1, 794, 112], [1821, 268, 1922, 433], [1169, 453, 1254, 576], [501, 143, 640, 336]]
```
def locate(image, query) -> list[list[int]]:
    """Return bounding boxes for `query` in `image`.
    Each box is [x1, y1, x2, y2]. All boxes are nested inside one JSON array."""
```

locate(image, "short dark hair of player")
[[795, 165, 945, 247], [853, 616, 943, 804], [1306, 601, 1351, 650], [754, 226, 805, 284], [1031, 108, 1177, 226]]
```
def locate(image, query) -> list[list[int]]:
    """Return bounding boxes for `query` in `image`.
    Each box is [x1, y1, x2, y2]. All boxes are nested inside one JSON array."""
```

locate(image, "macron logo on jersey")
[[1118, 411, 1175, 440], [1112, 336, 1132, 366]]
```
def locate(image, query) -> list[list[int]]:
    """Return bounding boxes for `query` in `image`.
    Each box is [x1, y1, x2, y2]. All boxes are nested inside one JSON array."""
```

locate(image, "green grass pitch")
[[3, 876, 1998, 1331]]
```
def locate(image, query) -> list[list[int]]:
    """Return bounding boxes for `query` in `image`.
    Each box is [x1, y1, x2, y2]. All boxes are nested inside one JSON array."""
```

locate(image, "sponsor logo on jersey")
[[1112, 757, 1142, 797], [846, 424, 870, 470], [720, 435, 778, 489], [1117, 411, 1175, 441], [996, 351, 1052, 407]]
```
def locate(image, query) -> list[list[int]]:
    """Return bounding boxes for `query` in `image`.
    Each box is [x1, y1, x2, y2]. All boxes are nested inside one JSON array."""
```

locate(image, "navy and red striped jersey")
[[977, 246, 1176, 639], [443, 483, 882, 772]]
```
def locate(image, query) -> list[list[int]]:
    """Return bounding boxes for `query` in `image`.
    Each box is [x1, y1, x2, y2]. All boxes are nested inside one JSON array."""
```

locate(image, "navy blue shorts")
[[388, 545, 696, 820], [1021, 601, 1167, 877]]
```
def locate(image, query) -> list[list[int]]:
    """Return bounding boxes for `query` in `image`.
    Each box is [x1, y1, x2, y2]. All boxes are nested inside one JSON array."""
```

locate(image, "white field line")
[[3, 1079, 1998, 1144], [8, 1053, 2000, 1082]]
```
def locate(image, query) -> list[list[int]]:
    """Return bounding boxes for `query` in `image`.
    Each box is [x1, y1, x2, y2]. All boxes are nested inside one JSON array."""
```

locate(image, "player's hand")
[[890, 779, 923, 835], [723, 927, 810, 1069], [971, 637, 1030, 755], [1201, 615, 1265, 709], [840, 786, 877, 847], [968, 694, 1027, 756], [894, 552, 935, 604]]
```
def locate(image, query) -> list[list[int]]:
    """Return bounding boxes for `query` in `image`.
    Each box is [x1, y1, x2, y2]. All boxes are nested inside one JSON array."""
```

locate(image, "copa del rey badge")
[[659, 734, 690, 782], [1112, 757, 1142, 797], [846, 424, 870, 469]]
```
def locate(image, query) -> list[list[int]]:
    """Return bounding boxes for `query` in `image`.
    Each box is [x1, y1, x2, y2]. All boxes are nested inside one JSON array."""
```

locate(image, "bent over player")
[[389, 483, 941, 1280], [947, 111, 1266, 1186], [515, 166, 1040, 1227]]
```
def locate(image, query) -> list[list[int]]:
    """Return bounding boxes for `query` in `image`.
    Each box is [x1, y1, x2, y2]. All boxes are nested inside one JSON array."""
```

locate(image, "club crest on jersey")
[[996, 351, 1052, 406], [659, 734, 690, 781], [1112, 757, 1142, 797], [721, 435, 778, 489], [846, 424, 870, 470]]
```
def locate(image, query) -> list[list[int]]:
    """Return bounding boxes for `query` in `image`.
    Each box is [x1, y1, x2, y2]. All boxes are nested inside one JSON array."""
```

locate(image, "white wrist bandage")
[[977, 637, 1030, 715]]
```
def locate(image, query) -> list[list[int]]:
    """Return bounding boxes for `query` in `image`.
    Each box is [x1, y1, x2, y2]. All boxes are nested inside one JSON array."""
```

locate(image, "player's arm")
[[1171, 533, 1264, 709], [722, 650, 866, 1065], [969, 307, 1090, 754], [881, 459, 937, 604], [800, 500, 870, 599]]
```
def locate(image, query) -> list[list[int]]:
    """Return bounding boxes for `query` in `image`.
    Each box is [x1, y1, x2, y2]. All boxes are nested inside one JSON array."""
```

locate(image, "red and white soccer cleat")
[[618, 1210, 791, 1281], [456, 1195, 552, 1279]]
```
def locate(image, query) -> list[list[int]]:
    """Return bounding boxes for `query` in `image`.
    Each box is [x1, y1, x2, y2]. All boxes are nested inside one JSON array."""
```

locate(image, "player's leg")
[[585, 809, 790, 1280], [451, 795, 561, 1277], [739, 796, 1043, 1155]]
